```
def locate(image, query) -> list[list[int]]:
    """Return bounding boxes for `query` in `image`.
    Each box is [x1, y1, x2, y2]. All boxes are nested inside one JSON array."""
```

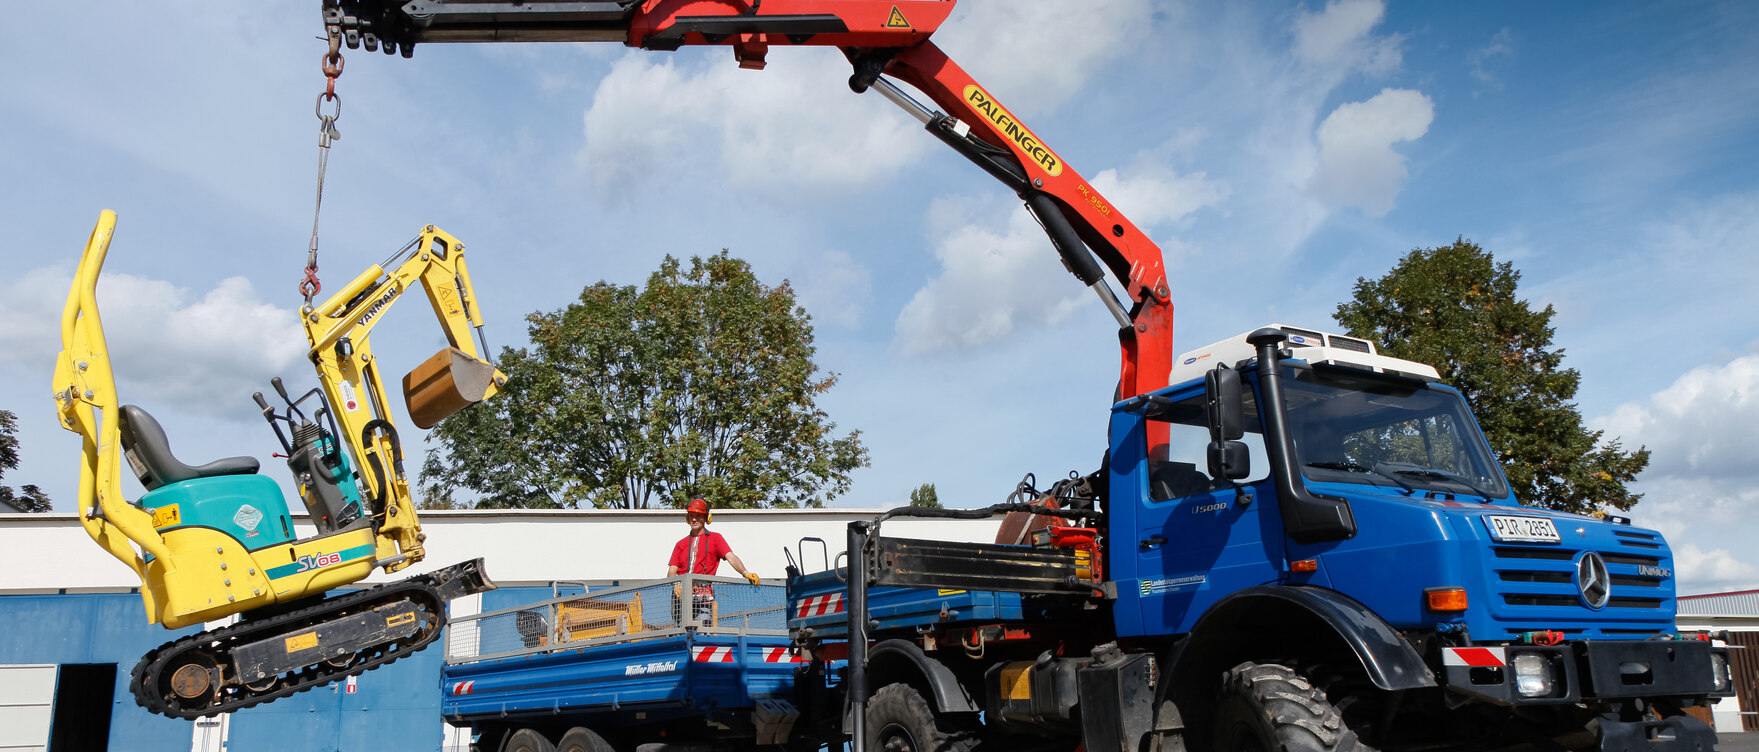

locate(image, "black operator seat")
[[117, 405, 260, 491]]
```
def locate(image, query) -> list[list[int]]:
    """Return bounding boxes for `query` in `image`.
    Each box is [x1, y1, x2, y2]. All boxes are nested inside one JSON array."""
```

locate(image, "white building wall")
[[1, 508, 1001, 593]]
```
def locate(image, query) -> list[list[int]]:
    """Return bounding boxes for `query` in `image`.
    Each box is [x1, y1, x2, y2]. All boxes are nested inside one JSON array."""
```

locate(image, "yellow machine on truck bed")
[[52, 211, 501, 718]]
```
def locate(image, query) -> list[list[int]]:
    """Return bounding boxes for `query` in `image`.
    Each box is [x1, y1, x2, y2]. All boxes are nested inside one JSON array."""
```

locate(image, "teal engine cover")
[[138, 475, 297, 551]]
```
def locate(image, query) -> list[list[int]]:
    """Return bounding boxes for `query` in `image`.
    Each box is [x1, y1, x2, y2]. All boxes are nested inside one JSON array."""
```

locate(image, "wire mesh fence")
[[445, 575, 787, 664]]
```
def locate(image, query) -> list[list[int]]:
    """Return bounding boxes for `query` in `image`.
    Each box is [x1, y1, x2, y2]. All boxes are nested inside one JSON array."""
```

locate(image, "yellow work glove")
[[673, 583, 682, 598], [745, 572, 762, 586]]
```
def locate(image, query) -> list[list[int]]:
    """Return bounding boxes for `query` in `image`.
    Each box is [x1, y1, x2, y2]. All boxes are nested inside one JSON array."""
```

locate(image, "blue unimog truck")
[[789, 326, 1733, 752], [442, 326, 1731, 752]]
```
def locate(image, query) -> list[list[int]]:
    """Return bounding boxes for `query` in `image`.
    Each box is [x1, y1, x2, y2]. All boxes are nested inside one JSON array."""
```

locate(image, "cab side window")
[[1147, 391, 1270, 502]]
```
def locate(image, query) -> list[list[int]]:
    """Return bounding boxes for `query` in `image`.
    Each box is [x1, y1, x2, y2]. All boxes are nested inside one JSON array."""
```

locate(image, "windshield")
[[1282, 365, 1509, 499]]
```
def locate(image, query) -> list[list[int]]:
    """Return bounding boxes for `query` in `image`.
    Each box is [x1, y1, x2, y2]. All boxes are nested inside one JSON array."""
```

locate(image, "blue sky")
[[2, 2, 1755, 592]]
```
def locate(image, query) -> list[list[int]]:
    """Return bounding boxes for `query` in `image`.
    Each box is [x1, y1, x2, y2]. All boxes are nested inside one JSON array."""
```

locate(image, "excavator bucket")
[[403, 347, 501, 428]]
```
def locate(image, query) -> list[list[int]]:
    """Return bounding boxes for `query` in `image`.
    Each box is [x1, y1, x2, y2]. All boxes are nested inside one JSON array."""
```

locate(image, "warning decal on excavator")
[[386, 612, 416, 629], [150, 504, 181, 529], [285, 632, 319, 653], [961, 85, 1064, 177], [885, 6, 910, 28]]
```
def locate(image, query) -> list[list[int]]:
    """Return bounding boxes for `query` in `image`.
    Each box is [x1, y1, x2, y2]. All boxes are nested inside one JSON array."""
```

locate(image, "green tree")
[[908, 483, 940, 508], [421, 251, 868, 510], [1334, 239, 1649, 513], [0, 410, 52, 513]]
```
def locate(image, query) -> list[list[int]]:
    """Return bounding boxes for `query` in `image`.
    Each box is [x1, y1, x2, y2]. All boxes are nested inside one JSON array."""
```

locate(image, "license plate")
[[1485, 515, 1561, 543]]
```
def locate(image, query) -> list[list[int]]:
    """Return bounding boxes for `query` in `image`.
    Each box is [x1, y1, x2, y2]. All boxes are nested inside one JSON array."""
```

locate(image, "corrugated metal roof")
[[1677, 588, 1759, 616]]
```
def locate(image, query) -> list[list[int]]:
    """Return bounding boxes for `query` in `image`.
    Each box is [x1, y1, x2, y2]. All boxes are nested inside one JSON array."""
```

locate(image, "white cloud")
[[1595, 353, 1759, 592], [893, 152, 1226, 354], [579, 50, 930, 196], [936, 0, 1155, 115], [1307, 88, 1434, 216], [0, 268, 306, 418], [789, 250, 873, 329], [1672, 544, 1759, 592], [1598, 353, 1759, 478], [1469, 28, 1516, 88], [1293, 0, 1402, 75], [893, 196, 1088, 355]]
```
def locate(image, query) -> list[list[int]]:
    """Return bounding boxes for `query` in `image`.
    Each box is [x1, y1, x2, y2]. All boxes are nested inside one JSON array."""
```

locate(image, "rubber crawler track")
[[130, 571, 455, 719]]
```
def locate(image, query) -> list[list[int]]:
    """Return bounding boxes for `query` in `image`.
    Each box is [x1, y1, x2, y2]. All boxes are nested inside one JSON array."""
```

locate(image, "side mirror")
[[1208, 440, 1251, 481], [1205, 367, 1244, 441]]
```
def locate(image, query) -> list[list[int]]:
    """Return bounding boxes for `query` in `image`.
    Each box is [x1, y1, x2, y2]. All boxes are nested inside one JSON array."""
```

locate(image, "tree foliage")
[[1334, 239, 1649, 513], [0, 410, 52, 513], [421, 251, 868, 510], [908, 483, 940, 508]]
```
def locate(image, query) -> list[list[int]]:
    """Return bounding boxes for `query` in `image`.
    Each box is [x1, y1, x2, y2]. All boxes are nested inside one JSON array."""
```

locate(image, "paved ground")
[[1720, 732, 1758, 752]]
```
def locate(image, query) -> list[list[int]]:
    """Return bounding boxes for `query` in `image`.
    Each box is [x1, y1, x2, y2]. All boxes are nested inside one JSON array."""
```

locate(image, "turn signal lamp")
[[1425, 587, 1469, 612], [1290, 559, 1318, 573]]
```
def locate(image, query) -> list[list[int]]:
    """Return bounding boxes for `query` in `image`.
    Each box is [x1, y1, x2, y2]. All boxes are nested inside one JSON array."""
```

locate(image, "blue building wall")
[[0, 592, 202, 752], [1, 586, 565, 750]]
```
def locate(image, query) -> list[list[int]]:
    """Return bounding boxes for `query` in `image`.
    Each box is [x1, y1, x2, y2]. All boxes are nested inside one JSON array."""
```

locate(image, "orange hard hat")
[[686, 498, 710, 516]]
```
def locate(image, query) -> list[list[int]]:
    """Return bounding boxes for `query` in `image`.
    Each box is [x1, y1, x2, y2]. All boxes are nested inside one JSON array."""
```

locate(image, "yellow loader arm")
[[301, 224, 506, 571]]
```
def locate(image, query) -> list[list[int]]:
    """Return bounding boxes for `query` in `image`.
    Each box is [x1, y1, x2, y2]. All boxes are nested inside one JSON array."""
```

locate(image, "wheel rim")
[[878, 722, 918, 752]]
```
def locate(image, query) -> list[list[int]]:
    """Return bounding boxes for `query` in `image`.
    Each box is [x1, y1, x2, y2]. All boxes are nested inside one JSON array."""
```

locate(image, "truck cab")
[[1106, 325, 1732, 750]]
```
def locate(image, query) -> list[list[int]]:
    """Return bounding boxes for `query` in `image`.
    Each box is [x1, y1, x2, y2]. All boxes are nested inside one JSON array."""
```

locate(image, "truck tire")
[[559, 727, 614, 752], [504, 728, 556, 752], [1212, 662, 1373, 752], [866, 683, 976, 752]]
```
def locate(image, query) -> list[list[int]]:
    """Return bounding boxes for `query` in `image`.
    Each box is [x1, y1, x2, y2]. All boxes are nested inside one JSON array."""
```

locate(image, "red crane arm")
[[325, 0, 1175, 397]]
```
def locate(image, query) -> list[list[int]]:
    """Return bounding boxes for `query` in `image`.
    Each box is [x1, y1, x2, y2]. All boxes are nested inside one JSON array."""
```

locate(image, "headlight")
[[1513, 653, 1554, 697], [1711, 652, 1731, 693]]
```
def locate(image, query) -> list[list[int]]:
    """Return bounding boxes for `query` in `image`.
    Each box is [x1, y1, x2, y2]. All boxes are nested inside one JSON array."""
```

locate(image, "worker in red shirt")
[[668, 499, 760, 623]]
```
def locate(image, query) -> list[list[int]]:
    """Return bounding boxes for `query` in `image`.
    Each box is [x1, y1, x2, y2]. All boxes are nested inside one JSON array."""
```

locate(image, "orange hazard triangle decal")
[[886, 6, 911, 28]]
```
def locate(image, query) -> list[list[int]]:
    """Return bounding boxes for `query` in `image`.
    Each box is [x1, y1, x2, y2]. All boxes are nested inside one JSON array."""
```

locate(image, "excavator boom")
[[324, 0, 1175, 397]]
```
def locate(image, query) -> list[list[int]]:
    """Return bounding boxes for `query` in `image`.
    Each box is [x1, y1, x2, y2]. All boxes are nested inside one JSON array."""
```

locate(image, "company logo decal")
[[961, 85, 1063, 177], [358, 285, 400, 328], [625, 660, 680, 676], [267, 544, 374, 580], [1576, 551, 1610, 609], [1139, 574, 1206, 596], [234, 505, 263, 532]]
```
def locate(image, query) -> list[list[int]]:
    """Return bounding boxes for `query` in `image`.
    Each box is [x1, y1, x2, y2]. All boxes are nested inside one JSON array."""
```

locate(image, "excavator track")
[[130, 558, 493, 719]]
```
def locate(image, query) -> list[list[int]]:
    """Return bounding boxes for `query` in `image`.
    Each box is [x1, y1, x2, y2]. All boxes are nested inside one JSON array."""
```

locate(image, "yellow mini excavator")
[[53, 211, 501, 718]]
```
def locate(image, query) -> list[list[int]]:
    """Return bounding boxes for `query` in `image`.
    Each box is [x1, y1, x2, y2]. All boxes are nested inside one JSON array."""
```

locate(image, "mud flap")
[[403, 347, 499, 428]]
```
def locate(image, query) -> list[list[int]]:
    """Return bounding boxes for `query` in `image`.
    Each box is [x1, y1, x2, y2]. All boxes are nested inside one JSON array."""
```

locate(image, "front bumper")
[[1440, 640, 1731, 706]]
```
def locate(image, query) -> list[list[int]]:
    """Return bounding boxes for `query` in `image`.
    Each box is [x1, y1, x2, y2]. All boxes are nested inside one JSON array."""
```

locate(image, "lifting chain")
[[302, 32, 347, 311]]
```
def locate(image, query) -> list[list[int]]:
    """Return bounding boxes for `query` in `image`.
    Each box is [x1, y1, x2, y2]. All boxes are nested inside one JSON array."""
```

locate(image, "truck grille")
[[1487, 538, 1672, 635]]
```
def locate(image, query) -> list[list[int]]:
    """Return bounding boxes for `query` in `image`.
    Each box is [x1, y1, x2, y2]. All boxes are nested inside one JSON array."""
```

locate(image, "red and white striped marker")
[[1442, 647, 1507, 667], [795, 593, 844, 618], [763, 647, 806, 663], [452, 680, 477, 695], [692, 646, 736, 663]]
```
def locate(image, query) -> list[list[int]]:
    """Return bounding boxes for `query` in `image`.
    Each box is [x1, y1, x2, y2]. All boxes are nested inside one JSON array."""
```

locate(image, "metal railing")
[[445, 575, 787, 665]]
